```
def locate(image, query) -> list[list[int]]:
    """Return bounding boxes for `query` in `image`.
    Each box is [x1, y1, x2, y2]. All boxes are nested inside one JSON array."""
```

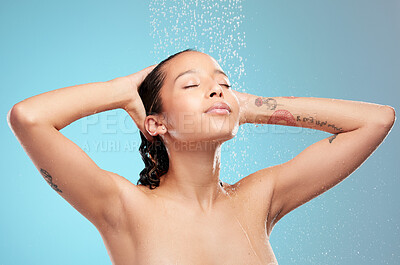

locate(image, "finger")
[[132, 64, 158, 89], [138, 65, 155, 76]]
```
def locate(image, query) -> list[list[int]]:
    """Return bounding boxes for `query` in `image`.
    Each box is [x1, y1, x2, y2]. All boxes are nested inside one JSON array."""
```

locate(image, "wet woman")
[[7, 49, 395, 264]]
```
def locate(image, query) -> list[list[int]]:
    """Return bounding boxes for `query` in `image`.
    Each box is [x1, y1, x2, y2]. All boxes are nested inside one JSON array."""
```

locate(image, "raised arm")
[[232, 91, 395, 236], [7, 65, 155, 229]]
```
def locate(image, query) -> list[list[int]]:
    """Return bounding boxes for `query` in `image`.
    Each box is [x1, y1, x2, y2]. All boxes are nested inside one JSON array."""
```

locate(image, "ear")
[[144, 115, 167, 137]]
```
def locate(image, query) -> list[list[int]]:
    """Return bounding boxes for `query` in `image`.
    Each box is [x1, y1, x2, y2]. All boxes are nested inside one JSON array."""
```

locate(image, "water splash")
[[149, 0, 249, 184]]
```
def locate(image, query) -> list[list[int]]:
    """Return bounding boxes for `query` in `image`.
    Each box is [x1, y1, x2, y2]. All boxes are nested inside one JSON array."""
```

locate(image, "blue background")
[[1, 0, 399, 264]]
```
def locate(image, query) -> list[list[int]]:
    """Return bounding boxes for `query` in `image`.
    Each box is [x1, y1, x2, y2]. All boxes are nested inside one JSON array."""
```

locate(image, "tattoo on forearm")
[[296, 115, 344, 132], [256, 98, 345, 133], [267, 109, 297, 126], [40, 168, 63, 193], [328, 134, 338, 143], [255, 97, 278, 110]]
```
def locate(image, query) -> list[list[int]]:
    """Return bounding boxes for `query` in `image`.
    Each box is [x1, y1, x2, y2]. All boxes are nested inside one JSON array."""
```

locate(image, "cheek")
[[227, 94, 241, 120], [176, 95, 202, 116], [165, 97, 203, 129], [230, 92, 240, 109]]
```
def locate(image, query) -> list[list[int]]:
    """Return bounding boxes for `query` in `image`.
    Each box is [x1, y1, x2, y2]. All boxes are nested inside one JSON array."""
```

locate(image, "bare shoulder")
[[104, 170, 138, 190], [230, 165, 278, 199], [104, 171, 150, 202], [229, 165, 282, 235]]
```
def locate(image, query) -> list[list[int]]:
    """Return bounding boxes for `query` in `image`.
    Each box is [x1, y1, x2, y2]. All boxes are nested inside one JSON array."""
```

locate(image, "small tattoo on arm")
[[296, 115, 344, 133], [328, 134, 338, 143], [327, 123, 344, 132], [267, 109, 297, 126], [255, 97, 278, 110], [40, 168, 63, 193]]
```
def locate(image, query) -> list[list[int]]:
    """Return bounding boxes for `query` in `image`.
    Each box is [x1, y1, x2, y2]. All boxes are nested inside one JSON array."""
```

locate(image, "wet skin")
[[97, 172, 279, 265]]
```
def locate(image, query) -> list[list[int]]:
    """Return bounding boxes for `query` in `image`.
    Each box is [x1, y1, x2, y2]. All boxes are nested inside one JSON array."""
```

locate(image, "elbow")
[[7, 103, 37, 130], [375, 105, 396, 130], [382, 105, 396, 127]]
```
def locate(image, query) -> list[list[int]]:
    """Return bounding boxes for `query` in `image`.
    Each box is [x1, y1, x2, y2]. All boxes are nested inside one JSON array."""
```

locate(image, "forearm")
[[11, 77, 132, 130], [240, 94, 395, 134]]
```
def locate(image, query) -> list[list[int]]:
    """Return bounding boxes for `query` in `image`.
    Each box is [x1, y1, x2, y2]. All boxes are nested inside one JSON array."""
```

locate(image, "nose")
[[208, 83, 224, 98]]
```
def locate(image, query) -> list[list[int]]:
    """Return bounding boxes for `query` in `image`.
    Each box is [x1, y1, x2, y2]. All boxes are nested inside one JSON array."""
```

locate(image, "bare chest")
[[101, 188, 277, 265]]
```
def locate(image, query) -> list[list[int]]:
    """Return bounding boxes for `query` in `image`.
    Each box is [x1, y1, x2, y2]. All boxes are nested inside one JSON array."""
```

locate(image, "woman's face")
[[157, 51, 240, 144]]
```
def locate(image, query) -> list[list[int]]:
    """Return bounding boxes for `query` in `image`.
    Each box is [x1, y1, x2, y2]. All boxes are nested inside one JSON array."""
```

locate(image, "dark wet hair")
[[136, 48, 198, 189]]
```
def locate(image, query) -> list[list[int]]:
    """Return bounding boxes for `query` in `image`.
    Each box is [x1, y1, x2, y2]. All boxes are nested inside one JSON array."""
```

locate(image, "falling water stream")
[[148, 0, 250, 185]]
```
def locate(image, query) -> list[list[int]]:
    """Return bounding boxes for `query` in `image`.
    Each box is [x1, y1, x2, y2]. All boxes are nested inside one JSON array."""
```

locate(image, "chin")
[[205, 114, 239, 134], [199, 120, 239, 143]]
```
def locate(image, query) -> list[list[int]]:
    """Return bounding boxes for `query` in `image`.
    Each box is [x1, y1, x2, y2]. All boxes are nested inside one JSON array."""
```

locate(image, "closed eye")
[[184, 85, 199, 88], [184, 84, 231, 89]]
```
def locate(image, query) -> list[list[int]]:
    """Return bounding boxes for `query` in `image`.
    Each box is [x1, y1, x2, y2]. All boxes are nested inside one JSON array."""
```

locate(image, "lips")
[[205, 101, 232, 113]]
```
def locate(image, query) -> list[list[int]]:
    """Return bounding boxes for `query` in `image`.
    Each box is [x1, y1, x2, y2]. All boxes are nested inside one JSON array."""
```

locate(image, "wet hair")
[[136, 48, 198, 189]]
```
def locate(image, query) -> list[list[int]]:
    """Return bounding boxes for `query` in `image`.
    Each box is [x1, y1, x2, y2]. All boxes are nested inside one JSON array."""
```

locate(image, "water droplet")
[[149, 0, 249, 182]]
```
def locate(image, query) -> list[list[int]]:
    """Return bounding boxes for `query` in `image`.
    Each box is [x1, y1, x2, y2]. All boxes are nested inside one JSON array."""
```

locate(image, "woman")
[[7, 48, 395, 265]]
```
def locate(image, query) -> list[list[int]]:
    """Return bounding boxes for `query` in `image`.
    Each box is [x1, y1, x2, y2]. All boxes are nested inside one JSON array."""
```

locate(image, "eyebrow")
[[174, 69, 228, 83]]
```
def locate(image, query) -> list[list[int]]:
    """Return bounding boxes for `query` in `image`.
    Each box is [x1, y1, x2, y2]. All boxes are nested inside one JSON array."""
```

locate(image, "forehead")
[[163, 51, 224, 82]]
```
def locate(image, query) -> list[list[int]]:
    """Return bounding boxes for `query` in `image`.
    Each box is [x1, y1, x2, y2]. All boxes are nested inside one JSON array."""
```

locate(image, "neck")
[[159, 140, 226, 212]]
